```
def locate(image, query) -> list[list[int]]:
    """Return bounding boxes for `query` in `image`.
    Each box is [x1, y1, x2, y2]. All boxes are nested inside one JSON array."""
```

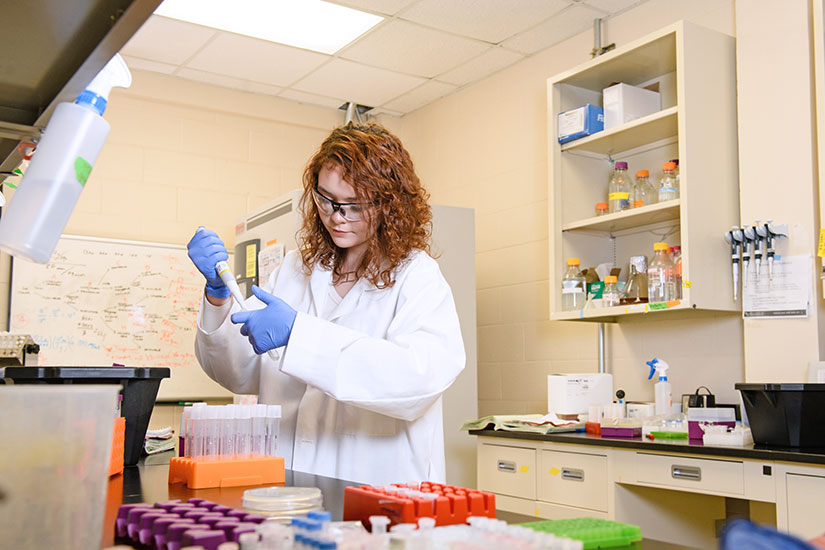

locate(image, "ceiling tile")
[[176, 67, 283, 96], [400, 0, 569, 43], [291, 58, 426, 108], [501, 4, 603, 55], [120, 15, 217, 65], [437, 47, 524, 86], [581, 0, 645, 15], [383, 80, 458, 113], [186, 32, 330, 87], [328, 0, 418, 16], [279, 89, 347, 110], [340, 20, 489, 78], [121, 55, 178, 75]]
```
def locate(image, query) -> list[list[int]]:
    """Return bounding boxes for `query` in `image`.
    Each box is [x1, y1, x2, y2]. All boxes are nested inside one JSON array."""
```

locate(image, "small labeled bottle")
[[658, 161, 679, 202], [561, 258, 586, 311], [632, 169, 657, 208], [595, 202, 609, 216], [608, 161, 632, 213], [602, 275, 620, 307]]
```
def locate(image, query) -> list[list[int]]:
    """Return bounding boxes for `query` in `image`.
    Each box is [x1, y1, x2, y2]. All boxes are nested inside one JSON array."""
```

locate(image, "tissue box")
[[603, 83, 661, 129], [547, 373, 613, 416], [558, 104, 604, 144]]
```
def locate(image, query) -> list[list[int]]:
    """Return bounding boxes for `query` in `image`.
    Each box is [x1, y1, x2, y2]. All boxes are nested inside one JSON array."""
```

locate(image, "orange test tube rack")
[[168, 456, 285, 489], [343, 482, 496, 529]]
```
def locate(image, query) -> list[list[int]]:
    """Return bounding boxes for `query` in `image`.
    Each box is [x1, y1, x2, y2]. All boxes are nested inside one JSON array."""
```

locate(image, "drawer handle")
[[671, 465, 702, 481], [497, 460, 516, 473], [561, 468, 584, 482]]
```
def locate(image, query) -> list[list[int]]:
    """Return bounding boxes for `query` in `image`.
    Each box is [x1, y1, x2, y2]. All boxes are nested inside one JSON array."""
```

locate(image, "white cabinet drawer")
[[786, 473, 825, 539], [634, 452, 744, 495], [477, 443, 536, 499], [538, 449, 608, 512]]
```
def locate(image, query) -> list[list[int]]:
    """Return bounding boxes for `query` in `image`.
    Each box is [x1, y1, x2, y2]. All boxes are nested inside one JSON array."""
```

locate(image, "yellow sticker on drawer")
[[819, 228, 825, 257], [519, 465, 530, 473], [548, 467, 561, 476]]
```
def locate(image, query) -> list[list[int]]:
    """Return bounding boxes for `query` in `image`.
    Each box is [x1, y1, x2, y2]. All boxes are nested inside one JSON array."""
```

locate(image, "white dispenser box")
[[547, 373, 613, 416], [603, 83, 661, 129]]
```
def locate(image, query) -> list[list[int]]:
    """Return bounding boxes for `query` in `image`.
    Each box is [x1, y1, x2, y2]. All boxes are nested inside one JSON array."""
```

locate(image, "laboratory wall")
[[385, 0, 746, 414]]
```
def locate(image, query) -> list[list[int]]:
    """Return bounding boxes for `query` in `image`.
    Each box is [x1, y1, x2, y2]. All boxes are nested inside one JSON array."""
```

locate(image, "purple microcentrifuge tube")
[[116, 503, 151, 537], [180, 528, 228, 550]]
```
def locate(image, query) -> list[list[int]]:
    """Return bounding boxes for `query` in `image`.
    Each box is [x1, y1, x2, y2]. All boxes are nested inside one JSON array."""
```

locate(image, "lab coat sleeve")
[[279, 256, 465, 422], [194, 260, 288, 395]]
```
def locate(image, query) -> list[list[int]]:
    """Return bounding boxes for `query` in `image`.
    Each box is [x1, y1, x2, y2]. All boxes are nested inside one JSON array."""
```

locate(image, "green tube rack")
[[521, 518, 642, 549]]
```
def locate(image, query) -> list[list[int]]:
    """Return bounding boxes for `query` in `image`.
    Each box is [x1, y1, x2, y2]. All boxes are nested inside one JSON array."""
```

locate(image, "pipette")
[[742, 224, 755, 287], [216, 260, 280, 361], [724, 227, 741, 301], [764, 220, 788, 284], [753, 220, 765, 282]]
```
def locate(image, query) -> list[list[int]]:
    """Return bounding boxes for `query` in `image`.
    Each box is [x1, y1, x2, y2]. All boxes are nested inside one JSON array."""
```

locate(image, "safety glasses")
[[312, 184, 367, 222]]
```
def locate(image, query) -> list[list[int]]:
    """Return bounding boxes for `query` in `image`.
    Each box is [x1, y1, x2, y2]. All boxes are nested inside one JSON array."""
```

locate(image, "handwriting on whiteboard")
[[11, 242, 205, 368]]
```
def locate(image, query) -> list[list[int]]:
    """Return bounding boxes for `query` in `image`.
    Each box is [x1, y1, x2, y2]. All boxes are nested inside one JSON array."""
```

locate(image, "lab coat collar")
[[308, 264, 379, 321]]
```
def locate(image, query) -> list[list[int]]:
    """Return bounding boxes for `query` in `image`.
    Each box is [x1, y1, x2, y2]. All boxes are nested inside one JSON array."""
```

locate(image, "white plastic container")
[[0, 54, 130, 263], [603, 82, 661, 129]]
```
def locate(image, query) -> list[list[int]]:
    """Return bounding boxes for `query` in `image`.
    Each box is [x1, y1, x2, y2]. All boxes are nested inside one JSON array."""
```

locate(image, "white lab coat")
[[194, 249, 465, 484]]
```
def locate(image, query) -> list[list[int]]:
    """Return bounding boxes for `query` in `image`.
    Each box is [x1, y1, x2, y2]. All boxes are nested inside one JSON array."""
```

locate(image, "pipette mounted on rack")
[[753, 220, 765, 282], [724, 226, 743, 301], [763, 220, 788, 284], [742, 224, 754, 287]]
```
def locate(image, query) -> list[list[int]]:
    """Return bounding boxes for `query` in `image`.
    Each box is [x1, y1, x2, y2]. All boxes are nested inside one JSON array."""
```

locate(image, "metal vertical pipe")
[[598, 322, 606, 374], [594, 19, 602, 57]]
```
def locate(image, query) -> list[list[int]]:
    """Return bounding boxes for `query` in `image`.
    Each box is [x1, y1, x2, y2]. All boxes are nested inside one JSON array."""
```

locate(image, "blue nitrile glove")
[[231, 285, 297, 354], [186, 227, 230, 299]]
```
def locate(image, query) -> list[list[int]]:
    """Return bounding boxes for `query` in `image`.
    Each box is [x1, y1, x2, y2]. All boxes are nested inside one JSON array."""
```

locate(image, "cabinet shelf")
[[561, 107, 678, 156], [563, 199, 680, 233]]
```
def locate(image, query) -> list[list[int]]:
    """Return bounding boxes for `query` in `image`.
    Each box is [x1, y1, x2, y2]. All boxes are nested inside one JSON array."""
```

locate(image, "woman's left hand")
[[231, 285, 297, 354]]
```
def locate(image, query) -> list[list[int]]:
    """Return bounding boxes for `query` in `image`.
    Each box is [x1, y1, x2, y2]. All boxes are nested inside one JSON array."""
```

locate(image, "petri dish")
[[242, 486, 324, 522]]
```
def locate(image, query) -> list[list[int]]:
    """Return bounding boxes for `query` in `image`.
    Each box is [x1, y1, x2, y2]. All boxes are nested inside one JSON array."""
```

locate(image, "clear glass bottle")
[[648, 242, 677, 303], [657, 161, 679, 202], [632, 169, 657, 208], [608, 161, 632, 213], [602, 275, 620, 307], [561, 258, 586, 311], [621, 255, 649, 304], [669, 158, 680, 191], [670, 245, 682, 299]]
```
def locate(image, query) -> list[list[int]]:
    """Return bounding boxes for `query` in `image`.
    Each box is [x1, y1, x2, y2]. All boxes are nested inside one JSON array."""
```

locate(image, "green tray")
[[521, 518, 642, 549]]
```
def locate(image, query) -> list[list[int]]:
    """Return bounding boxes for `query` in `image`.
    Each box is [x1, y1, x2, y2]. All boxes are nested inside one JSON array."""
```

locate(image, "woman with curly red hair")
[[187, 122, 465, 484]]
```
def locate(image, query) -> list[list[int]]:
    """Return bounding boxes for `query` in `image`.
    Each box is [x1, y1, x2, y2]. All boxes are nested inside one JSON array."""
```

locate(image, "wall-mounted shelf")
[[562, 199, 680, 233], [561, 107, 678, 156]]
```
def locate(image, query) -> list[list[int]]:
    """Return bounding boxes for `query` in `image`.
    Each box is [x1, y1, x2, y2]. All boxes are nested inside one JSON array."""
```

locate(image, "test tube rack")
[[343, 482, 496, 529], [168, 455, 284, 489]]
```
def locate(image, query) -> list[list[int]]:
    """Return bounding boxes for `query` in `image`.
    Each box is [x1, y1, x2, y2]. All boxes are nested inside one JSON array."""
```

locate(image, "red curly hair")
[[298, 122, 432, 289]]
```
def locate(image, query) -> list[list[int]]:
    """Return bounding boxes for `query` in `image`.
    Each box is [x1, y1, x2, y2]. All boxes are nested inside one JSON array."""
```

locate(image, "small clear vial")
[[602, 275, 620, 307]]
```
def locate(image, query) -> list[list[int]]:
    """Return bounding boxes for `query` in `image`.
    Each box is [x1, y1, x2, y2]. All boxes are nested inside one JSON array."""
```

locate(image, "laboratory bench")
[[104, 451, 699, 549], [470, 429, 825, 548]]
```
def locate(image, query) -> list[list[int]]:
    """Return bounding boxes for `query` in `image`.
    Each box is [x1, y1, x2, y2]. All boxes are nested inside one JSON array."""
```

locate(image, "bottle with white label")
[[561, 258, 586, 311], [608, 161, 631, 213], [657, 161, 679, 202]]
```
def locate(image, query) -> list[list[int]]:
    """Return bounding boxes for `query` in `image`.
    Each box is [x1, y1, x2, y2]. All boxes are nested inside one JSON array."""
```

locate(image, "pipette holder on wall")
[[343, 482, 496, 529], [168, 456, 285, 489]]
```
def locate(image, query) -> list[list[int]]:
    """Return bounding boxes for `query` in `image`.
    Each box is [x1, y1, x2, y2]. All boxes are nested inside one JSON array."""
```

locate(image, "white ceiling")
[[120, 0, 649, 117]]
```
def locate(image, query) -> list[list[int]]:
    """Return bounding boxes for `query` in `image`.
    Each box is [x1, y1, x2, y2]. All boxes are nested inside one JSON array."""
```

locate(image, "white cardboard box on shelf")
[[603, 83, 661, 129], [547, 373, 614, 415]]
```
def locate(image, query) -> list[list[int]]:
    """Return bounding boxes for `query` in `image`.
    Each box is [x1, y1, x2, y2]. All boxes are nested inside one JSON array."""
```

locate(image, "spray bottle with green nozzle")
[[647, 358, 673, 416]]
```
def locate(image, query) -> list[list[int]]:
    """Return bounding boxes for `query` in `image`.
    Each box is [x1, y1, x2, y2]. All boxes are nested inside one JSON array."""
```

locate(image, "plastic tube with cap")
[[205, 406, 221, 460], [265, 405, 282, 456], [179, 406, 190, 457], [250, 404, 267, 456], [219, 405, 236, 459], [369, 516, 390, 535], [190, 404, 206, 460], [236, 405, 252, 459]]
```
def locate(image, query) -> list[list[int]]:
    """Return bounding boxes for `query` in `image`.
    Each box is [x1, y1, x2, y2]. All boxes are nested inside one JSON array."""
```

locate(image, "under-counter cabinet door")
[[538, 449, 608, 512], [477, 443, 536, 499], [786, 474, 825, 539], [634, 453, 744, 496]]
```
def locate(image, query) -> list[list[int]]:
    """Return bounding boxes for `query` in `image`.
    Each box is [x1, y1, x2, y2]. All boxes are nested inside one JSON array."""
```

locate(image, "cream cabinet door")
[[786, 473, 825, 540], [477, 443, 536, 500], [538, 449, 608, 512]]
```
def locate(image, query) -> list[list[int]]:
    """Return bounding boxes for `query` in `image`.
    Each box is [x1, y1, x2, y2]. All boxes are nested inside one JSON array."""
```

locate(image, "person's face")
[[315, 163, 374, 256]]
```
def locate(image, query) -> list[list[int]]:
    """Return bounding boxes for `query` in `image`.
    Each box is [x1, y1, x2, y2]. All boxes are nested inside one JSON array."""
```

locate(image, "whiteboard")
[[9, 235, 232, 400]]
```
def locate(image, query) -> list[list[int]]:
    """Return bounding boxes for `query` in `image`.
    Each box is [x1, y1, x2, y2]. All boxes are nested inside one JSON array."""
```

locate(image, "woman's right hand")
[[187, 227, 230, 299]]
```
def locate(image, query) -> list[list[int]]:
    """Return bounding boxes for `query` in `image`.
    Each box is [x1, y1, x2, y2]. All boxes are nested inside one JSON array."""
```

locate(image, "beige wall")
[[386, 0, 744, 415]]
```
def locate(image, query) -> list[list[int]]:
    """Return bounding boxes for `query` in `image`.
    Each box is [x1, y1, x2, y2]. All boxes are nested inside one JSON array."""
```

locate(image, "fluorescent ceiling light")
[[154, 0, 383, 55]]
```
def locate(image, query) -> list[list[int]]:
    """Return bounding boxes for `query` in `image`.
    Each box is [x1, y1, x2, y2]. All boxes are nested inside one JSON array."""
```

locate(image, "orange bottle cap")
[[636, 170, 649, 177], [596, 202, 608, 208], [567, 258, 580, 265], [605, 275, 617, 283], [663, 161, 677, 170], [653, 242, 669, 251]]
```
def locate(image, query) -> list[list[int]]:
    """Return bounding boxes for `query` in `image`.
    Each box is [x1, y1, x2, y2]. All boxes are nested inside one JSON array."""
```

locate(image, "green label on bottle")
[[74, 157, 92, 187], [649, 302, 668, 310]]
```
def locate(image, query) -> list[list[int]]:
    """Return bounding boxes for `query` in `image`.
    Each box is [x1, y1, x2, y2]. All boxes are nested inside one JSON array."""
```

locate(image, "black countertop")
[[469, 429, 825, 465], [103, 452, 701, 550]]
